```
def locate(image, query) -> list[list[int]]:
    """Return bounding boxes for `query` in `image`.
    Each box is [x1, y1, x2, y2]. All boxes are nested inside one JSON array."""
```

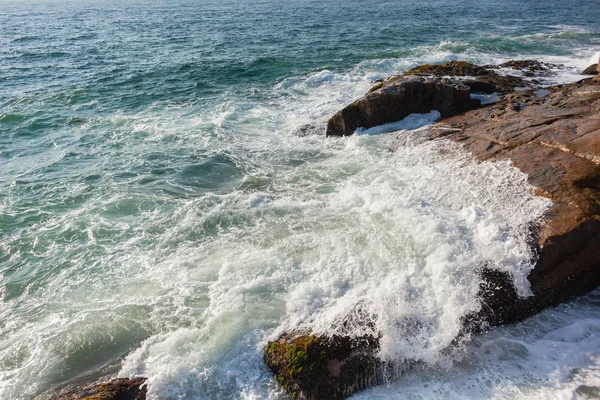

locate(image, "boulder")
[[264, 334, 390, 400], [325, 77, 473, 137], [53, 377, 147, 400], [583, 63, 598, 75]]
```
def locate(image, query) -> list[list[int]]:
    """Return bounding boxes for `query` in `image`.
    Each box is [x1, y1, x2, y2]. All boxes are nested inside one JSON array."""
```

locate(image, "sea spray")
[[118, 130, 550, 399], [1, 1, 599, 398]]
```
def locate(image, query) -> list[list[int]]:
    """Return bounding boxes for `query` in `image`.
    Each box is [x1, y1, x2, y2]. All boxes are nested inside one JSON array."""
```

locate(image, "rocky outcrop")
[[405, 60, 536, 93], [326, 76, 474, 136], [404, 60, 493, 77], [432, 76, 600, 328], [265, 334, 390, 400], [325, 61, 550, 137], [53, 377, 147, 400], [583, 63, 598, 75], [267, 62, 600, 399], [495, 60, 560, 76]]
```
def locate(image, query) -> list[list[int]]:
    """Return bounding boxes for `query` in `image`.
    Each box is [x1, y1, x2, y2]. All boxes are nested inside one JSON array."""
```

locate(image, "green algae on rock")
[[264, 333, 391, 400]]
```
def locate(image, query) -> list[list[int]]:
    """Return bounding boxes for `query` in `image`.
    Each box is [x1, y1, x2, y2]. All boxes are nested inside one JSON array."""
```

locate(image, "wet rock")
[[438, 76, 600, 328], [264, 334, 389, 400], [497, 59, 559, 75], [463, 80, 497, 94], [404, 61, 494, 77], [583, 63, 599, 75], [326, 61, 539, 137], [404, 61, 526, 93], [469, 74, 525, 93], [54, 377, 147, 400], [292, 123, 324, 137], [326, 76, 472, 136], [269, 63, 600, 399]]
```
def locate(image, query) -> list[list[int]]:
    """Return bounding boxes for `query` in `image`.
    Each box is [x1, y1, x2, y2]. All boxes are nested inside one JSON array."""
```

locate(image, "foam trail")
[[356, 111, 441, 135], [116, 126, 550, 398]]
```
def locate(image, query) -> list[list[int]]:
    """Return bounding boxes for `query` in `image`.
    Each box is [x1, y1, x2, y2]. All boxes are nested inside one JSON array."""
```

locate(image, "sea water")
[[1, 0, 600, 398]]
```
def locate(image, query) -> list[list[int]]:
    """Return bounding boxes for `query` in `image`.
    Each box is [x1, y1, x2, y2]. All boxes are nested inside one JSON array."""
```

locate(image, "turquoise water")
[[1, 0, 600, 399]]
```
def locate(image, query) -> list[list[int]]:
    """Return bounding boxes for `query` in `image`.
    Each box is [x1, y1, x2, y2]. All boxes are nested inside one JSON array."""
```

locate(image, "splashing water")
[[1, 0, 600, 399]]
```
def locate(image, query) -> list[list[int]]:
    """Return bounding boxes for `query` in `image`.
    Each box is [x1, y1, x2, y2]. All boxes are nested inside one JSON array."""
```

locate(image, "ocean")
[[1, 0, 600, 398]]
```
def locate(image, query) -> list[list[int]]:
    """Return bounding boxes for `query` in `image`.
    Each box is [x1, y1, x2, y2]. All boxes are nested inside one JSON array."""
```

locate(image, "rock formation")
[[325, 61, 558, 137], [52, 377, 147, 400], [325, 76, 474, 137], [265, 334, 389, 400], [266, 61, 600, 399], [583, 63, 598, 75], [436, 76, 600, 327]]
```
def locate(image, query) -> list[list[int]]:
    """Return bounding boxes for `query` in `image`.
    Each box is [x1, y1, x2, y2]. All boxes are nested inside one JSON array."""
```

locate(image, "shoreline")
[[266, 59, 600, 400], [38, 59, 600, 400]]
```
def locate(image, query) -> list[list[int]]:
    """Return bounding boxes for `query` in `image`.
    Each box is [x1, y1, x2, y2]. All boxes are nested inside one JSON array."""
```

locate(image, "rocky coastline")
[[266, 59, 600, 399], [46, 60, 600, 400]]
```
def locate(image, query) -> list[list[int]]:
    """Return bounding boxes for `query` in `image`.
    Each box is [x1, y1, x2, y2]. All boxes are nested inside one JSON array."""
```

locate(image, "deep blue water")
[[1, 0, 600, 399]]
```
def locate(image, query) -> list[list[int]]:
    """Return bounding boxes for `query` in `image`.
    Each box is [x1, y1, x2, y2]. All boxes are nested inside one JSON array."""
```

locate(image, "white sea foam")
[[356, 111, 441, 135], [352, 290, 600, 400], [106, 78, 551, 398], [1, 36, 599, 400]]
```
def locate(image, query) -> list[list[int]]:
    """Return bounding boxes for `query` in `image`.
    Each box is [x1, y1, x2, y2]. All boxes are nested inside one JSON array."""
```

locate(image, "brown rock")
[[404, 61, 527, 93], [583, 64, 598, 75], [437, 77, 600, 327], [493, 59, 561, 77], [326, 77, 473, 136], [53, 378, 147, 400], [264, 334, 391, 400], [404, 61, 494, 77], [497, 59, 555, 72]]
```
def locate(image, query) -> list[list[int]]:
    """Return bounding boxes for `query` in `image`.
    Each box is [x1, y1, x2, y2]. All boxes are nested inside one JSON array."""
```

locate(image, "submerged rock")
[[54, 377, 147, 400]]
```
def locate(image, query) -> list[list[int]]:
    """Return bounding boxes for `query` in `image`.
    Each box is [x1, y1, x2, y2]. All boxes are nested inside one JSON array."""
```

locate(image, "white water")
[[2, 47, 600, 399]]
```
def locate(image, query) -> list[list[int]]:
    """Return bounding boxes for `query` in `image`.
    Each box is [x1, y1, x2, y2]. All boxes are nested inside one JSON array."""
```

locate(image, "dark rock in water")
[[497, 59, 558, 73], [265, 334, 400, 400], [405, 60, 530, 92], [325, 77, 472, 136], [471, 74, 526, 93], [54, 377, 147, 400], [576, 385, 600, 398], [583, 63, 598, 75], [463, 80, 497, 94], [292, 123, 324, 137], [326, 61, 535, 137]]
